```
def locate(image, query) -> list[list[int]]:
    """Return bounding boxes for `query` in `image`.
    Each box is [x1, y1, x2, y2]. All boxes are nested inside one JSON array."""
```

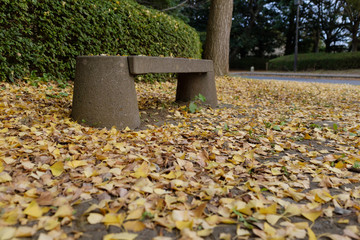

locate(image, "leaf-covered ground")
[[1, 77, 360, 240]]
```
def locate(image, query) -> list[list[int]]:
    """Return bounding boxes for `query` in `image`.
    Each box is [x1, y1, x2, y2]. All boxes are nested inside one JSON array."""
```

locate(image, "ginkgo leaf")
[[44, 218, 60, 231], [266, 214, 282, 225], [302, 210, 323, 222], [123, 221, 146, 232], [54, 205, 73, 218], [67, 160, 87, 168], [0, 172, 12, 183], [102, 213, 125, 227], [126, 208, 144, 220], [88, 213, 104, 224], [14, 226, 36, 237], [23, 200, 42, 218], [307, 227, 317, 240], [175, 221, 193, 230], [259, 203, 277, 215], [50, 161, 64, 177], [131, 161, 149, 178], [0, 227, 16, 240]]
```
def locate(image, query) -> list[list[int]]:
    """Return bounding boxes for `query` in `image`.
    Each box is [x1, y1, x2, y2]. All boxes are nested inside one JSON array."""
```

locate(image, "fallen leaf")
[[50, 161, 64, 177], [23, 200, 42, 218]]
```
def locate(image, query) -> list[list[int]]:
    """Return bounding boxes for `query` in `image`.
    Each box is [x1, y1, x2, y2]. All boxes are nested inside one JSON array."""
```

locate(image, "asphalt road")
[[231, 73, 360, 85]]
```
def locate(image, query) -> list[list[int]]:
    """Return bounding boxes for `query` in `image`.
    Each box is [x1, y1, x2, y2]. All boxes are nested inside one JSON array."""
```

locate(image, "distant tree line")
[[135, 0, 360, 63]]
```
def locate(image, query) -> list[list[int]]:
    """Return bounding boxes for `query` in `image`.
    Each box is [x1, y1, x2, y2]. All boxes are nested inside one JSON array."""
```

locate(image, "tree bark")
[[204, 0, 233, 76]]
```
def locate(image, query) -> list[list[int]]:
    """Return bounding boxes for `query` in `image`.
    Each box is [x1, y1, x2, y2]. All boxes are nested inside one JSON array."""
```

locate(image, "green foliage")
[[269, 52, 360, 71], [0, 0, 201, 82], [188, 93, 206, 113]]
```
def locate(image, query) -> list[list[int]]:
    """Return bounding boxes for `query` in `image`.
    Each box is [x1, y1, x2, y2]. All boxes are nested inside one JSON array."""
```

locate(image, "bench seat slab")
[[128, 56, 213, 74]]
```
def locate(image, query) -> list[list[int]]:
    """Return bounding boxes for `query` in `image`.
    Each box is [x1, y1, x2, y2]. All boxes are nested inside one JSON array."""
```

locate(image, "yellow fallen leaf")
[[3, 209, 19, 225], [259, 203, 277, 215], [54, 205, 73, 218], [163, 171, 176, 179], [0, 227, 16, 240], [102, 213, 125, 227], [175, 221, 193, 230], [304, 133, 312, 140], [3, 157, 15, 164], [103, 143, 113, 151], [126, 208, 144, 220], [123, 220, 146, 232], [50, 161, 64, 177], [236, 225, 250, 236], [219, 233, 231, 240], [0, 161, 3, 173], [271, 168, 282, 176], [197, 228, 213, 237], [15, 226, 36, 237], [337, 218, 349, 224], [131, 161, 149, 178], [88, 213, 104, 224], [206, 215, 220, 225], [52, 148, 61, 158], [266, 214, 282, 225], [264, 222, 276, 236], [154, 188, 170, 195], [283, 204, 302, 216], [44, 218, 60, 231], [274, 145, 284, 152], [103, 232, 138, 240], [24, 200, 42, 218], [0, 172, 12, 183], [302, 209, 322, 222], [67, 160, 87, 168], [307, 227, 317, 240]]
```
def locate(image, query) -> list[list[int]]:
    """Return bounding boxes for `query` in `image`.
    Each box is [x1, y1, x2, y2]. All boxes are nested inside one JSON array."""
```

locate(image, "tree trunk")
[[351, 32, 358, 52], [204, 0, 233, 76], [351, 21, 360, 52]]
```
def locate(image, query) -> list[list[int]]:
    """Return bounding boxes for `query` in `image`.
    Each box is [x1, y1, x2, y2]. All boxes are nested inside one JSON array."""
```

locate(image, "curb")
[[230, 71, 360, 80]]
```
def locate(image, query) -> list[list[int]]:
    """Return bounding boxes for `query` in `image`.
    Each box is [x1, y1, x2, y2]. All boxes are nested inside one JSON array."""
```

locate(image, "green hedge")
[[0, 0, 201, 82], [268, 52, 360, 71]]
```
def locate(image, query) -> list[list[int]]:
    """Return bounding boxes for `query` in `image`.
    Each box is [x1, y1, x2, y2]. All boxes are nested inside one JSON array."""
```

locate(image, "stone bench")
[[71, 56, 217, 129]]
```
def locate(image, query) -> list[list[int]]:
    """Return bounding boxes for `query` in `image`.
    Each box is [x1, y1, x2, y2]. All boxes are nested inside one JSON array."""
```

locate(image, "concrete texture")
[[129, 56, 217, 107], [71, 56, 141, 129], [72, 56, 217, 130], [128, 56, 213, 74], [177, 72, 217, 107]]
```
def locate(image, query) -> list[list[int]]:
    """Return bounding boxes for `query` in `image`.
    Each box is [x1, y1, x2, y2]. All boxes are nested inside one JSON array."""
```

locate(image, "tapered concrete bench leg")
[[176, 72, 217, 108], [71, 56, 140, 129]]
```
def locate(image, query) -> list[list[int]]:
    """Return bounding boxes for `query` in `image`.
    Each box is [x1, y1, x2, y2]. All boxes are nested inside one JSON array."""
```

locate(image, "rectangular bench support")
[[72, 56, 217, 129], [72, 56, 141, 129]]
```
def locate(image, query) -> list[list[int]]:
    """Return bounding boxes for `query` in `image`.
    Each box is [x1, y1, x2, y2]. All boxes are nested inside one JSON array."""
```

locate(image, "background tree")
[[341, 0, 360, 52], [203, 0, 233, 76], [230, 0, 284, 60]]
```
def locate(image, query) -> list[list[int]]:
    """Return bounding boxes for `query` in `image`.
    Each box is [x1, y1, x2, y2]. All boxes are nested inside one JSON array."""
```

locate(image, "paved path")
[[231, 71, 360, 85]]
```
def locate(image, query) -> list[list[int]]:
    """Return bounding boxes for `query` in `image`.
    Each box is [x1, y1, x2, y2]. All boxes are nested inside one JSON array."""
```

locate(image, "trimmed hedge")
[[268, 52, 360, 71], [0, 0, 201, 82]]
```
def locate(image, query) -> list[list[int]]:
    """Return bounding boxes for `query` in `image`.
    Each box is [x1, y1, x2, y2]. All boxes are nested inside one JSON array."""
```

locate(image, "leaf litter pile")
[[1, 76, 360, 240]]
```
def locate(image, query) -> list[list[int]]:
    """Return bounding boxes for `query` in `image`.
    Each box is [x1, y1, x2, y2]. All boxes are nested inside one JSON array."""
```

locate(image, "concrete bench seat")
[[71, 56, 217, 129]]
